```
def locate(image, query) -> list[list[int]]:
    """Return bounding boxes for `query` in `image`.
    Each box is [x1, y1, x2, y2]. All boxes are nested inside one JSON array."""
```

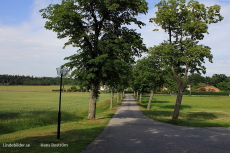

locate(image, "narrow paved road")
[[81, 94, 230, 153]]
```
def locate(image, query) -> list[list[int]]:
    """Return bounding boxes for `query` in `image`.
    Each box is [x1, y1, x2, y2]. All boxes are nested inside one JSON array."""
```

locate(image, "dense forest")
[[0, 74, 74, 86]]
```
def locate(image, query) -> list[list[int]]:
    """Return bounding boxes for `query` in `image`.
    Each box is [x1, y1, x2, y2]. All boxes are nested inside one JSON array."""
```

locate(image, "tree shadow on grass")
[[158, 105, 192, 110], [138, 97, 169, 104], [96, 112, 116, 120], [0, 112, 21, 120], [0, 126, 105, 153], [152, 100, 170, 104], [0, 111, 85, 135], [141, 109, 227, 127], [142, 99, 192, 110], [142, 110, 173, 118], [186, 112, 220, 120]]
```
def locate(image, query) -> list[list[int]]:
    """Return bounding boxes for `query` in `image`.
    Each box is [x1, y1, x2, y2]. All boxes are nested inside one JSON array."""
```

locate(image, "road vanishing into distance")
[[81, 94, 230, 153]]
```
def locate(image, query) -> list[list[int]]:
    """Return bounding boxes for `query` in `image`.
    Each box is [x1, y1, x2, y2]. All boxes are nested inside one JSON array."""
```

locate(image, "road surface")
[[81, 94, 230, 153]]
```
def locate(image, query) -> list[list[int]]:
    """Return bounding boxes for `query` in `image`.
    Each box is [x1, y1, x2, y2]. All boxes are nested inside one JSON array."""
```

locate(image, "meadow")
[[0, 88, 112, 134], [0, 85, 70, 91], [139, 95, 230, 127], [0, 86, 121, 152]]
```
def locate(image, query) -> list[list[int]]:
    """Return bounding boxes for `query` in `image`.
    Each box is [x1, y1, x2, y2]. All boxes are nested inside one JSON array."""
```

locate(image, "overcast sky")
[[0, 0, 229, 77]]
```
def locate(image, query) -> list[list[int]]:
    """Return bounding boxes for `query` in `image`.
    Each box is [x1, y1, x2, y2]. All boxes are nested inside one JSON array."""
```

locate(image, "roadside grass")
[[138, 94, 230, 127], [0, 91, 112, 134], [0, 99, 121, 153]]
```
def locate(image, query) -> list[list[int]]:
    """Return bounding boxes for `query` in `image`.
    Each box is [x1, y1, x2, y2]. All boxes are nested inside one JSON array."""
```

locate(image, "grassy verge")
[[138, 94, 230, 127], [0, 94, 122, 153]]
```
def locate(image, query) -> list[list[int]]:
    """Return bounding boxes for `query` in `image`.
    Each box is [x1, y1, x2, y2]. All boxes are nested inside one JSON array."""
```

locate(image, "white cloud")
[[0, 0, 229, 77], [0, 0, 76, 77], [138, 0, 230, 76], [204, 57, 230, 76]]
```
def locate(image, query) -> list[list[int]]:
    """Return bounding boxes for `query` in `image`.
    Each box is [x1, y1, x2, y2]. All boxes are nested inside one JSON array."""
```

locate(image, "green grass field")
[[2, 86, 229, 152], [0, 90, 112, 134], [139, 95, 230, 127], [0, 86, 121, 153]]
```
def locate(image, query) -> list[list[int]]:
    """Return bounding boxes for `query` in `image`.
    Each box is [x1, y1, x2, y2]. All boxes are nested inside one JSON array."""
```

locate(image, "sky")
[[0, 0, 229, 77]]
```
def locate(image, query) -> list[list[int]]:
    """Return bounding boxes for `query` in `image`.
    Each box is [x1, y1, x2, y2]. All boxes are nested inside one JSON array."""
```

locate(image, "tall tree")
[[133, 56, 165, 109], [150, 0, 223, 119], [187, 73, 205, 86], [210, 74, 227, 86], [217, 82, 230, 91], [40, 0, 148, 119], [132, 63, 148, 103], [104, 59, 132, 108]]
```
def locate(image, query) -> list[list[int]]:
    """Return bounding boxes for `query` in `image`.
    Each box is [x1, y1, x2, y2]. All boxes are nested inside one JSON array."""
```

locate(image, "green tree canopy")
[[187, 73, 205, 86], [40, 0, 148, 119], [133, 55, 165, 108], [150, 0, 223, 119]]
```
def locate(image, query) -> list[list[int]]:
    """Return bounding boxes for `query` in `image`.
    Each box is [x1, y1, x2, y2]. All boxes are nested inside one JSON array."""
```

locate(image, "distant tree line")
[[0, 74, 74, 86], [187, 74, 230, 91]]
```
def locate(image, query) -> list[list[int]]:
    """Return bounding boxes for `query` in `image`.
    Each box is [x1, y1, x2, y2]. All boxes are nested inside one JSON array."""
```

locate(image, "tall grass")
[[0, 91, 111, 134], [139, 95, 230, 127]]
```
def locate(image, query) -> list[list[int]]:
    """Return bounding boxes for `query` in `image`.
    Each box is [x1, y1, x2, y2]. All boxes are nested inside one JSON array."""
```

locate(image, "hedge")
[[156, 91, 229, 96], [186, 91, 229, 96]]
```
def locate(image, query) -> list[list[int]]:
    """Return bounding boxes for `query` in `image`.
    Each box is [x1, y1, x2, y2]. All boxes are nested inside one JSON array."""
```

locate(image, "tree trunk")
[[88, 84, 97, 119], [137, 91, 139, 101], [172, 84, 184, 119], [110, 88, 114, 109], [134, 91, 136, 97], [117, 92, 119, 103], [147, 87, 154, 110], [139, 92, 142, 103]]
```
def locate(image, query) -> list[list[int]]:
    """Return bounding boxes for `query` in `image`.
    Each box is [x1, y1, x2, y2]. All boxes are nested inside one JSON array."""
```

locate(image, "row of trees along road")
[[40, 0, 148, 119], [132, 0, 224, 120], [150, 0, 223, 119], [40, 0, 223, 120], [132, 56, 165, 110]]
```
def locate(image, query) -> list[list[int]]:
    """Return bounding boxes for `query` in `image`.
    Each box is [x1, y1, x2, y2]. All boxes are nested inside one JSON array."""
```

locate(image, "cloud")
[[0, 0, 229, 77], [0, 0, 76, 77], [204, 56, 230, 76], [199, 1, 230, 55], [138, 0, 230, 76]]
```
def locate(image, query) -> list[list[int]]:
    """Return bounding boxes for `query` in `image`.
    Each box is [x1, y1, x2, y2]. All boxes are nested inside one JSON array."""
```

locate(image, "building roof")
[[195, 86, 220, 92]]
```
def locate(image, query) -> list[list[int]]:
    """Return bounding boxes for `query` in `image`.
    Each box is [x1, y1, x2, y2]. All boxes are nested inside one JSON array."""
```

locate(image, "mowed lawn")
[[0, 89, 111, 135], [139, 95, 230, 127]]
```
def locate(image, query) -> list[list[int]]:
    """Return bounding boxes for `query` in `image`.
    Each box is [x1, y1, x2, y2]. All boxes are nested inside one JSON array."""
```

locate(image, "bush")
[[70, 86, 78, 92], [62, 86, 88, 92]]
